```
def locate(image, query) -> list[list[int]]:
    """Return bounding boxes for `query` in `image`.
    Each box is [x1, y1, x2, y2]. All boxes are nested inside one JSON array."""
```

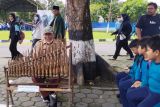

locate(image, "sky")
[[148, 0, 160, 6]]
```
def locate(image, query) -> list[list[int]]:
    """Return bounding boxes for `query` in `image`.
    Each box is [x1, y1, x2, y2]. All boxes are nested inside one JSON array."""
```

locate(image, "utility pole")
[[107, 0, 112, 33]]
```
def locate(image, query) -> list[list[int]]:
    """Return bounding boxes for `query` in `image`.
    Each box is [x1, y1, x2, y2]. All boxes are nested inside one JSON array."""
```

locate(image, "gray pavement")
[[0, 41, 132, 107]]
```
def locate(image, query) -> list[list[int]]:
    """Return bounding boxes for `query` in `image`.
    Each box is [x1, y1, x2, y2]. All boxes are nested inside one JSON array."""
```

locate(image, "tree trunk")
[[66, 0, 96, 85]]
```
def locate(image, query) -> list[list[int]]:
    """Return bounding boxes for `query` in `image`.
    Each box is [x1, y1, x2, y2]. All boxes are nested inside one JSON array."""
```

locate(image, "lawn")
[[0, 30, 114, 40], [0, 31, 32, 40]]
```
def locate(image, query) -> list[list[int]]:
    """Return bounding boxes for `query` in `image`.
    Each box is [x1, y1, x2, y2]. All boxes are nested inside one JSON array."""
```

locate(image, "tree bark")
[[66, 0, 96, 85]]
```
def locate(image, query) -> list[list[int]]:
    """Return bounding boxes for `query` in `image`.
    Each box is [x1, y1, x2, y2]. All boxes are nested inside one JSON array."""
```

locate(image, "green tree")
[[0, 10, 7, 23], [17, 12, 33, 22], [120, 0, 147, 22], [90, 0, 110, 3], [90, 0, 121, 22]]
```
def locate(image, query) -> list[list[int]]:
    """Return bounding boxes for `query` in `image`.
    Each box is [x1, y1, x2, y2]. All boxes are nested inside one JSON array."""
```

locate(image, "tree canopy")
[[120, 0, 147, 22], [0, 0, 159, 23], [90, 0, 122, 22], [90, 0, 160, 22]]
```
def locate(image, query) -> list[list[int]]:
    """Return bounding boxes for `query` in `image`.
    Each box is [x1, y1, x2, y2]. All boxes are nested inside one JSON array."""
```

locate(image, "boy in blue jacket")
[[119, 38, 149, 107], [127, 35, 160, 107], [117, 39, 144, 107], [116, 39, 140, 87]]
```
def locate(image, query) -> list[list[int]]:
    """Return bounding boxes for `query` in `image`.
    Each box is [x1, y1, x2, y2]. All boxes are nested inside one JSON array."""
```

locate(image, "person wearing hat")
[[50, 6, 65, 39], [32, 26, 58, 104]]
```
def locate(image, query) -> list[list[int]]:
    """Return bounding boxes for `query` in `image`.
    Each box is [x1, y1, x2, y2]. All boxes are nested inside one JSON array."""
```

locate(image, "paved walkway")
[[0, 41, 132, 107]]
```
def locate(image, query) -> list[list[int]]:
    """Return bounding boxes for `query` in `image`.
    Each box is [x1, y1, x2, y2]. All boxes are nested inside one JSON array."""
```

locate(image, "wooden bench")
[[4, 42, 73, 107]]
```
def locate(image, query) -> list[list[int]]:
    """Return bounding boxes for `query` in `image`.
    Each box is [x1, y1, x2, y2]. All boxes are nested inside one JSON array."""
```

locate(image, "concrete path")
[[0, 41, 132, 107]]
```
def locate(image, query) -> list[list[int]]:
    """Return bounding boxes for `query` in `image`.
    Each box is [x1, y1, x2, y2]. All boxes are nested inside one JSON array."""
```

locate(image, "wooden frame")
[[4, 43, 73, 107]]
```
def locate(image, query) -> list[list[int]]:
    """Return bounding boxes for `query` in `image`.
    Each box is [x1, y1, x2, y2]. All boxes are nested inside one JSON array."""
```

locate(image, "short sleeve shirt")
[[136, 14, 160, 37]]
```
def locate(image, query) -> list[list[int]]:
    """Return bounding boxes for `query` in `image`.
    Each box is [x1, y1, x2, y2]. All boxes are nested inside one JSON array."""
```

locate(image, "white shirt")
[[32, 21, 44, 39]]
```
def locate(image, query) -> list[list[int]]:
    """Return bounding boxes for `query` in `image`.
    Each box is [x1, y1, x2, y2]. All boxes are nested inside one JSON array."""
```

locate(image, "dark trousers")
[[127, 87, 148, 107], [113, 39, 134, 59], [32, 77, 58, 98], [119, 78, 133, 107], [32, 39, 41, 48], [116, 72, 128, 87], [9, 38, 21, 59], [127, 87, 160, 107]]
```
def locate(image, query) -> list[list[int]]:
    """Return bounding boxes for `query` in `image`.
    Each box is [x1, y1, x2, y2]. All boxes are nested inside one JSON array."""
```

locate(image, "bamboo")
[[7, 40, 71, 78]]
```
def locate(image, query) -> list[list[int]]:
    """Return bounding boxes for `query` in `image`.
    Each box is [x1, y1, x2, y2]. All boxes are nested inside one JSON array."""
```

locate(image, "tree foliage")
[[0, 10, 7, 23], [120, 0, 147, 22], [16, 12, 34, 22], [90, 0, 121, 22], [90, 0, 151, 22]]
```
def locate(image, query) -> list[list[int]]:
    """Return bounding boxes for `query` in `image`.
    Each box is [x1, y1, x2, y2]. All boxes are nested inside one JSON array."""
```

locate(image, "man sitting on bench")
[[32, 26, 59, 105]]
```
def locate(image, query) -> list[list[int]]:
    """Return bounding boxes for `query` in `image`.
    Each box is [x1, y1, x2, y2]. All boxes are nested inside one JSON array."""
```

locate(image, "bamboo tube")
[[19, 57, 23, 77], [14, 57, 18, 77], [8, 59, 12, 76], [27, 49, 30, 76], [17, 56, 21, 77], [30, 51, 34, 77], [21, 57, 25, 76], [38, 46, 42, 77], [52, 45, 55, 77]]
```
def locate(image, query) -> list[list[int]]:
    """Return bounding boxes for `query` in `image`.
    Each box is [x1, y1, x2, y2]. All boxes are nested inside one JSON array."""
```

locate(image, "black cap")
[[52, 6, 59, 10]]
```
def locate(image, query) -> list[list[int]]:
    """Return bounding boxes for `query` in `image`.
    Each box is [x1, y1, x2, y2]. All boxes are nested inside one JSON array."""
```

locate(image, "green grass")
[[0, 31, 114, 40], [0, 31, 32, 40]]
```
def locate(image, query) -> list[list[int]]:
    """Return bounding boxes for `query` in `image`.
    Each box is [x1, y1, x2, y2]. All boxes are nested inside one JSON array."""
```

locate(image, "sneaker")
[[48, 93, 57, 107], [41, 96, 50, 103], [116, 94, 122, 103], [127, 58, 134, 60], [116, 94, 120, 98], [109, 58, 116, 60]]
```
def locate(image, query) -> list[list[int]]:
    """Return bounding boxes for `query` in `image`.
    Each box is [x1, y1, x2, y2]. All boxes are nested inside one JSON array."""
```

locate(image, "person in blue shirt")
[[127, 35, 160, 107], [119, 38, 150, 107], [126, 39, 150, 107], [117, 39, 144, 107], [139, 35, 160, 107], [116, 39, 139, 87], [130, 38, 150, 88]]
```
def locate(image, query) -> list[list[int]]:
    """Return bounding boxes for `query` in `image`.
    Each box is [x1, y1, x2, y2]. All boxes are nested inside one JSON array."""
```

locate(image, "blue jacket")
[[148, 61, 160, 94], [135, 59, 149, 83], [129, 55, 143, 80]]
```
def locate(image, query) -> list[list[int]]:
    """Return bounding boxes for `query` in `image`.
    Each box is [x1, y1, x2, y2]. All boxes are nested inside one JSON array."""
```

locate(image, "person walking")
[[8, 13, 22, 59], [25, 14, 44, 48], [111, 14, 134, 60], [136, 2, 160, 40], [50, 6, 65, 39]]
